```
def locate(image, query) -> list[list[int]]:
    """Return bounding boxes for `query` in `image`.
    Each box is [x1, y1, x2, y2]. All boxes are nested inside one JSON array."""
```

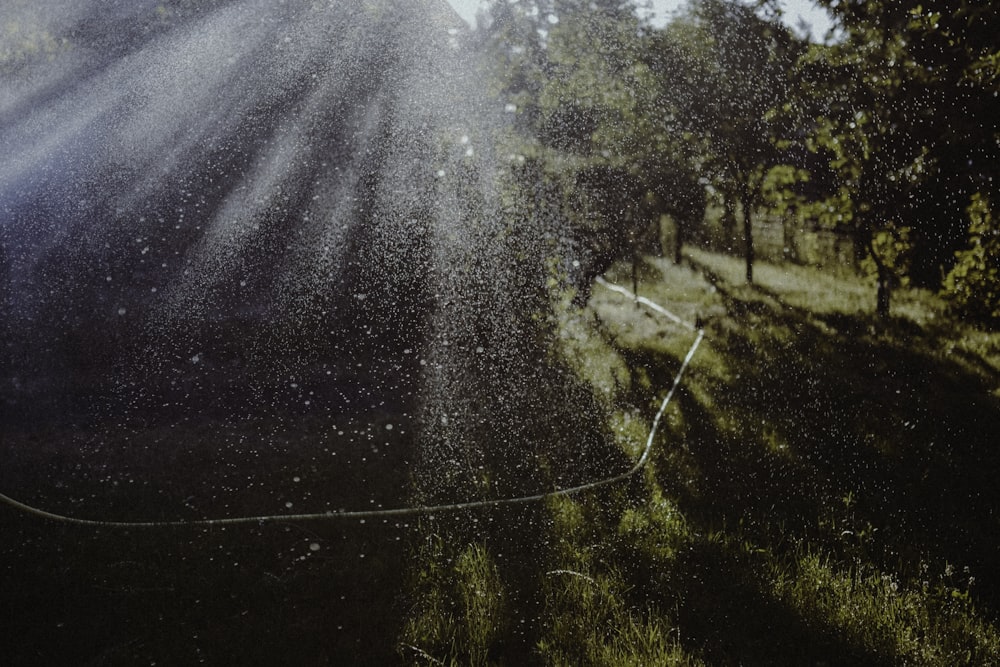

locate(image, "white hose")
[[0, 282, 704, 527]]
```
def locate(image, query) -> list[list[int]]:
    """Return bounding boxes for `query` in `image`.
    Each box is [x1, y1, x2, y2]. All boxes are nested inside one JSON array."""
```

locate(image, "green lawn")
[[8, 248, 997, 665], [402, 248, 1000, 665]]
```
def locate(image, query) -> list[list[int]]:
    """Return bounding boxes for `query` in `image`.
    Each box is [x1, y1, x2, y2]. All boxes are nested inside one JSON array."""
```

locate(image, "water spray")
[[0, 285, 703, 528]]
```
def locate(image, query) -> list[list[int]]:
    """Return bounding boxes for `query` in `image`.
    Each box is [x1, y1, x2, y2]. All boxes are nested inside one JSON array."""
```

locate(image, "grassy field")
[[402, 248, 1000, 665], [4, 248, 999, 665]]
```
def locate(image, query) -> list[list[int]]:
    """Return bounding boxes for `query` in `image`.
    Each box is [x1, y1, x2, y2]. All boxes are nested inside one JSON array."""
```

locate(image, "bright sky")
[[444, 0, 836, 41]]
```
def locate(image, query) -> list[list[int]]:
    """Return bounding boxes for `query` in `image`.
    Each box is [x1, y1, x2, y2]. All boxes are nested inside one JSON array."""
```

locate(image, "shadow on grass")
[[583, 256, 1000, 663], [682, 258, 1000, 588], [0, 509, 417, 665], [635, 536, 892, 665]]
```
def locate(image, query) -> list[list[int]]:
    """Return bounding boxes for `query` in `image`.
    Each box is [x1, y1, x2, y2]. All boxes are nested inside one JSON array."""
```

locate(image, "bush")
[[943, 194, 1000, 325]]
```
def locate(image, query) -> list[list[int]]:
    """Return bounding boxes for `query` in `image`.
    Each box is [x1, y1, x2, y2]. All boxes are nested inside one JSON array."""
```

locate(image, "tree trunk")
[[674, 217, 684, 265], [876, 272, 891, 320], [722, 197, 737, 253], [782, 214, 794, 262], [865, 234, 891, 320], [742, 193, 754, 284], [631, 249, 640, 307]]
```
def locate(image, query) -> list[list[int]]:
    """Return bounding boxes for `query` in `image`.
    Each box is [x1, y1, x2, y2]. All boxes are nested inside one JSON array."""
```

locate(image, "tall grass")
[[400, 537, 508, 666], [399, 248, 1000, 665]]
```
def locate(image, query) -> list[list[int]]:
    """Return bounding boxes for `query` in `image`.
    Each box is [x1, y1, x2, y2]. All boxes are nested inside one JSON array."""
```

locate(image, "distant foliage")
[[0, 20, 68, 73], [862, 222, 913, 288], [943, 195, 1000, 325]]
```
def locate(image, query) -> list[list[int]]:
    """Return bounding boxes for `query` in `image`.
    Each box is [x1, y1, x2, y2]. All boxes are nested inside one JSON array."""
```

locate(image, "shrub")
[[942, 194, 1000, 325]]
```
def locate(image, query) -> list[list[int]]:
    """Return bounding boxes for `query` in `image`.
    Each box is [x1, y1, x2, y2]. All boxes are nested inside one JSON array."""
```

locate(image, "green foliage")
[[481, 0, 674, 296], [861, 221, 913, 288], [401, 537, 509, 666], [943, 194, 1000, 325], [589, 250, 1000, 663], [536, 496, 699, 666], [802, 0, 1000, 292], [454, 2, 1000, 662], [648, 0, 807, 283], [617, 490, 690, 564], [396, 249, 1000, 665], [0, 16, 70, 73], [774, 548, 1000, 666]]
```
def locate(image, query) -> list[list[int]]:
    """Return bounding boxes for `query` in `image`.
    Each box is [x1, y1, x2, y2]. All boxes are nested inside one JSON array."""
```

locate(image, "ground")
[[3, 248, 1000, 665]]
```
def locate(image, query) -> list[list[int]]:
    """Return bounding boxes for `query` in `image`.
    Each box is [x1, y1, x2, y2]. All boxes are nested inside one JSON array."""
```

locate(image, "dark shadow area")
[[621, 536, 892, 665], [666, 257, 1000, 618], [574, 256, 1000, 662], [0, 510, 415, 665]]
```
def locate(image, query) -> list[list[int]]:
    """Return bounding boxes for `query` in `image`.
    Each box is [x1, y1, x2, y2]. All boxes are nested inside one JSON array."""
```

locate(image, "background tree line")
[[475, 0, 1000, 325]]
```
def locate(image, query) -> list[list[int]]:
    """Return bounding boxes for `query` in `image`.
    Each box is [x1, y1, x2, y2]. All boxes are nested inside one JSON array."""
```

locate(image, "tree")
[[476, 0, 554, 135], [640, 22, 713, 263], [802, 0, 1000, 319], [481, 0, 663, 302], [651, 0, 805, 283]]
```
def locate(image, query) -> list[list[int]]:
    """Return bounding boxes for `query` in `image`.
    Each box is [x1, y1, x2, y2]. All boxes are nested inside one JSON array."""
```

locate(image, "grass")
[[400, 537, 508, 666], [402, 246, 1000, 665], [599, 248, 1000, 664], [6, 246, 999, 664], [771, 546, 1000, 665]]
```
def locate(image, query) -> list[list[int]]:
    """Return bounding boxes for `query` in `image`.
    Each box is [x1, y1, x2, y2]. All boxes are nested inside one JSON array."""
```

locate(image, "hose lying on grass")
[[0, 282, 704, 528]]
